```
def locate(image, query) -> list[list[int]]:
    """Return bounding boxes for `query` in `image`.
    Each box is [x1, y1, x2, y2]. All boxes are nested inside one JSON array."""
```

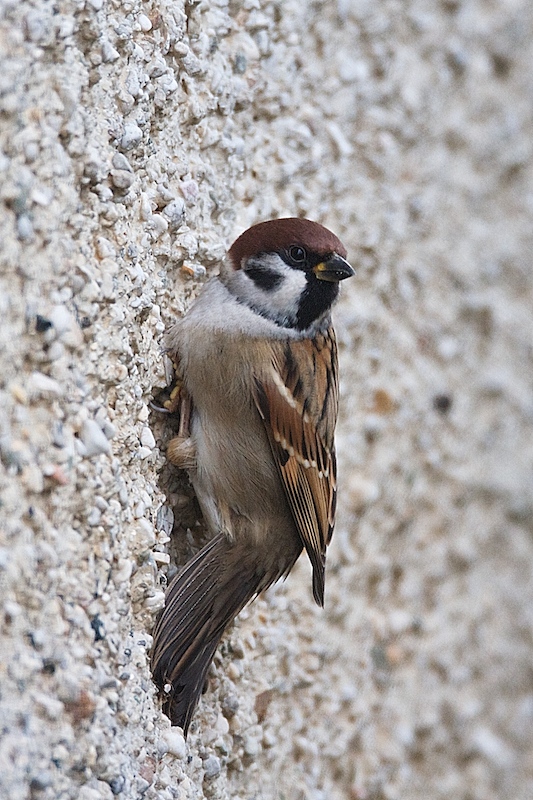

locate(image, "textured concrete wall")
[[1, 1, 532, 798]]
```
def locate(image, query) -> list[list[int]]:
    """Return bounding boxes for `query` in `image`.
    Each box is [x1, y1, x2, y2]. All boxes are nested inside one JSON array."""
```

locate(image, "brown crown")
[[228, 218, 347, 269]]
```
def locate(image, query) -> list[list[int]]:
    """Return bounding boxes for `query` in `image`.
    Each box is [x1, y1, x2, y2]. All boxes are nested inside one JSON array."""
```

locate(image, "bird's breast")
[[176, 325, 285, 525]]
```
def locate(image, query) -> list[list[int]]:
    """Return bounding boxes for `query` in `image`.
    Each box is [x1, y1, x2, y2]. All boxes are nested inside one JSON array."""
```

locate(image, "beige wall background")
[[1, 1, 532, 798]]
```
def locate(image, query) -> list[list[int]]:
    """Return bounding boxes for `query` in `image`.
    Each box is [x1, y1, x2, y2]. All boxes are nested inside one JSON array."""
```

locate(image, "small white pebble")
[[80, 419, 112, 457], [30, 186, 53, 206], [101, 420, 116, 440], [110, 169, 134, 189], [164, 729, 187, 759], [79, 784, 113, 800], [94, 495, 108, 511], [162, 199, 185, 230], [227, 662, 242, 680], [134, 520, 156, 550], [388, 609, 412, 634], [140, 427, 156, 449], [133, 501, 146, 518], [327, 121, 354, 157], [101, 40, 120, 63], [215, 713, 229, 735], [17, 214, 34, 241], [438, 336, 459, 360], [41, 461, 57, 478], [47, 341, 64, 361], [111, 153, 132, 173], [22, 465, 44, 493], [140, 193, 153, 220], [144, 591, 165, 610], [121, 123, 143, 150], [49, 305, 83, 348], [157, 739, 169, 757], [74, 438, 88, 457], [148, 213, 169, 238], [262, 729, 277, 747], [203, 755, 221, 779], [471, 727, 514, 768], [4, 600, 22, 619], [243, 734, 260, 757], [179, 180, 199, 203], [138, 13, 152, 31], [27, 371, 63, 398], [51, 744, 69, 763], [87, 507, 102, 527], [49, 304, 74, 334], [230, 639, 245, 659], [137, 404, 149, 422], [34, 693, 64, 721]]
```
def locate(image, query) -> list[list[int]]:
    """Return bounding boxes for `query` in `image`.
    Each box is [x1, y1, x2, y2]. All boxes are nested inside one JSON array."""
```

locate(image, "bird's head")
[[222, 218, 355, 331]]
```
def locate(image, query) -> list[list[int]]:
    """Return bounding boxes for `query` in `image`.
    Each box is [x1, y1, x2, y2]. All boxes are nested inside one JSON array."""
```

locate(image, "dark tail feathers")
[[151, 533, 265, 735]]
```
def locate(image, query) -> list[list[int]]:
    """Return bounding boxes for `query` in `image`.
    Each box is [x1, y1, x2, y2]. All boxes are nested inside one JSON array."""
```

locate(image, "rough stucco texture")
[[1, 0, 532, 798]]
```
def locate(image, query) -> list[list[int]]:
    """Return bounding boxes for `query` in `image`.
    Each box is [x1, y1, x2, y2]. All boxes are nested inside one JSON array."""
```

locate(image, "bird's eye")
[[288, 246, 306, 263]]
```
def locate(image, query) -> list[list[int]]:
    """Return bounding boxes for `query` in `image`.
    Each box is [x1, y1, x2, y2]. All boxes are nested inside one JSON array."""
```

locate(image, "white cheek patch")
[[265, 260, 307, 320], [230, 253, 307, 326]]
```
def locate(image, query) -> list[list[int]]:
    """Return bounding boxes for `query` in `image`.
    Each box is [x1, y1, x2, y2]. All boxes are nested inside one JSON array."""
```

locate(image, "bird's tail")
[[151, 532, 269, 735]]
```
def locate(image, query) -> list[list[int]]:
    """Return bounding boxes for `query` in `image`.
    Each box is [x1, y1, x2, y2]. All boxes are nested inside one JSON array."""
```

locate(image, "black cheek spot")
[[245, 267, 284, 291]]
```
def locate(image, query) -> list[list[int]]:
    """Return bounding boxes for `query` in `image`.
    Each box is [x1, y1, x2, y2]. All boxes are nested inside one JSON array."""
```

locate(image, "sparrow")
[[151, 218, 354, 734]]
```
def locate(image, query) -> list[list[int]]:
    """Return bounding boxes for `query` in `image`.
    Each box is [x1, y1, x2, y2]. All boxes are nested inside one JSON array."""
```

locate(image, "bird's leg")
[[165, 359, 196, 470], [167, 391, 195, 469]]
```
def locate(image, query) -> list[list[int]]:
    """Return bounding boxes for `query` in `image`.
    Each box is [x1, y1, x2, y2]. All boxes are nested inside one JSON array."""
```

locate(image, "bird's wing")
[[252, 328, 339, 605]]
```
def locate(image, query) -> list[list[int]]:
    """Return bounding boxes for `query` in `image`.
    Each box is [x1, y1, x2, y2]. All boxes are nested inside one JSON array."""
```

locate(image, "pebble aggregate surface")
[[1, 1, 533, 799]]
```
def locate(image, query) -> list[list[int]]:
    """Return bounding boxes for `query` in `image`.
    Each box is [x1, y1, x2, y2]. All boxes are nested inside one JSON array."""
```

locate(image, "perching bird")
[[151, 218, 354, 734]]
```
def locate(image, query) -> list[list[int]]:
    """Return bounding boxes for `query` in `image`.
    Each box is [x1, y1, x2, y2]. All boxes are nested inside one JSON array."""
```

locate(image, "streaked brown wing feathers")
[[252, 328, 338, 606]]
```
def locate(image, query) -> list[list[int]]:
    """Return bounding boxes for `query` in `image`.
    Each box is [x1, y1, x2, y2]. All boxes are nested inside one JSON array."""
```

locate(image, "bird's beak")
[[314, 254, 355, 282]]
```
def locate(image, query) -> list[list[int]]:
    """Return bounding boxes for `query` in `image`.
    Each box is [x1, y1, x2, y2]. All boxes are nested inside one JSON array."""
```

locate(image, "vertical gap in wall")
[[148, 377, 207, 596]]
